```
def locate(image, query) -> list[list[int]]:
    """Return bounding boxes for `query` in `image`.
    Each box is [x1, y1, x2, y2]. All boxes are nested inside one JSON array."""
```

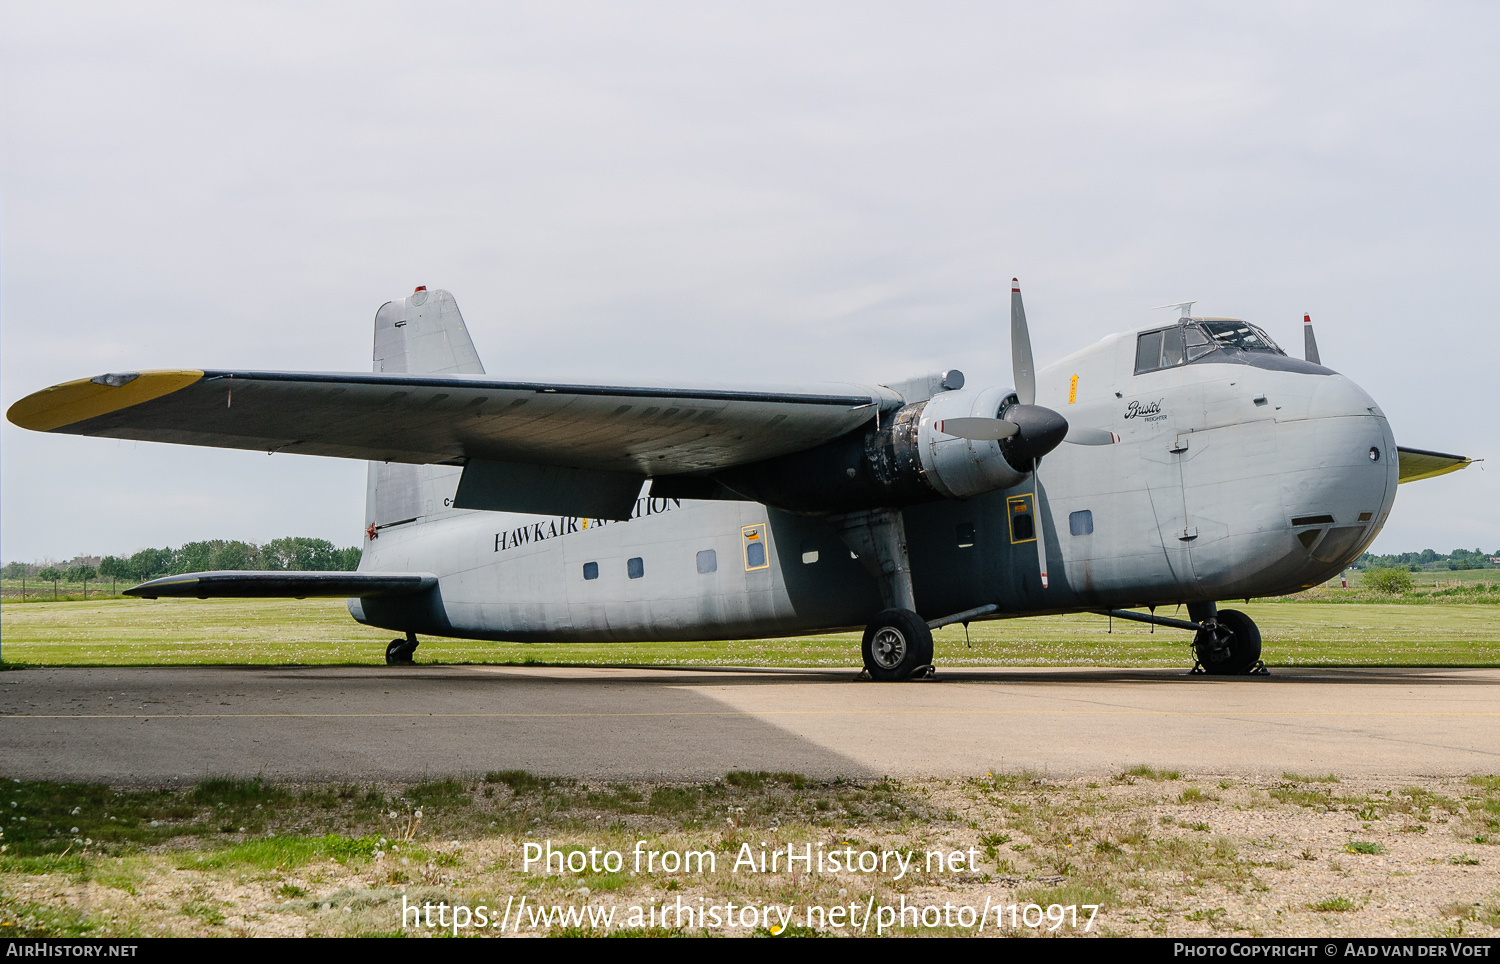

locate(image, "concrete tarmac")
[[1, 664, 1497, 784]]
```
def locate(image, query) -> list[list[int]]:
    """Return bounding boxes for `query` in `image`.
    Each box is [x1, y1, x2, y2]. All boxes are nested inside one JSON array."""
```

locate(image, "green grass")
[[1122, 765, 1181, 781], [2, 594, 1498, 668], [184, 834, 383, 871]]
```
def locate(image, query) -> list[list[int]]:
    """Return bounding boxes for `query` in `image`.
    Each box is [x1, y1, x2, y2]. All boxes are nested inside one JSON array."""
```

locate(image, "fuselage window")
[[800, 542, 819, 564], [742, 524, 770, 571], [583, 561, 599, 580], [696, 549, 717, 574], [1069, 510, 1094, 536], [627, 557, 644, 579], [956, 523, 976, 548], [1007, 494, 1036, 544]]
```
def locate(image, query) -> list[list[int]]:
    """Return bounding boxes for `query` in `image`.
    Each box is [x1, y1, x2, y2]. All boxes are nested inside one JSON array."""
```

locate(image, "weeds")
[[1121, 766, 1180, 782]]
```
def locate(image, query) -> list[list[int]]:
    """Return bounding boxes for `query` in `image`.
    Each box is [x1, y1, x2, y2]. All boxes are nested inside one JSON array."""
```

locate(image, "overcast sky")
[[3, 1, 1497, 563]]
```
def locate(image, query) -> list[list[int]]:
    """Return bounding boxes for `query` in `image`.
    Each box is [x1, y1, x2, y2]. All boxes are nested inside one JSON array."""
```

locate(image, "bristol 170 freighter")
[[9, 282, 1471, 679]]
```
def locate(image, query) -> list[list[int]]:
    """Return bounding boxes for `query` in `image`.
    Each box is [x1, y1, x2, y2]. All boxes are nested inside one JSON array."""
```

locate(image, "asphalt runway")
[[1, 664, 1497, 784]]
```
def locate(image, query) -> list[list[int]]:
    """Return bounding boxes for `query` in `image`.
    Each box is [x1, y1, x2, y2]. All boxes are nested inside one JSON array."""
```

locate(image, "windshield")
[[1199, 320, 1283, 353]]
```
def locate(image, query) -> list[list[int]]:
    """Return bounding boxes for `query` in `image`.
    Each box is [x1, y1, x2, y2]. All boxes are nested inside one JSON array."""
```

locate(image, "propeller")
[[1032, 458, 1047, 588], [1064, 427, 1122, 446], [933, 278, 1084, 589]]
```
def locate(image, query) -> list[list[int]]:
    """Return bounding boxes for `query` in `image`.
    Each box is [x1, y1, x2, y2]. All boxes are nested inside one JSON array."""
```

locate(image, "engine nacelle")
[[708, 386, 1031, 514]]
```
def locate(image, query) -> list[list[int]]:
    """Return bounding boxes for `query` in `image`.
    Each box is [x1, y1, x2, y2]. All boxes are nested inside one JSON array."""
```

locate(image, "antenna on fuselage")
[[1303, 313, 1322, 365], [1151, 301, 1196, 322]]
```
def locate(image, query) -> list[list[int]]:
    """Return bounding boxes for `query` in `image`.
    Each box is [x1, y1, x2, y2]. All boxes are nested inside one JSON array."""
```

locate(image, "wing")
[[8, 369, 892, 474], [1396, 446, 1478, 484]]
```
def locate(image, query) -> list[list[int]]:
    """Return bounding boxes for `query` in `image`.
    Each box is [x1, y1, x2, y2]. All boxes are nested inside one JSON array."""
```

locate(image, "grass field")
[[3, 594, 1498, 667]]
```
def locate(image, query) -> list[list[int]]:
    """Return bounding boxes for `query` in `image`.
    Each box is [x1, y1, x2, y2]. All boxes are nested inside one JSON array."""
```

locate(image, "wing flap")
[[1396, 446, 1477, 484], [125, 571, 438, 599], [10, 370, 888, 475], [453, 459, 643, 520]]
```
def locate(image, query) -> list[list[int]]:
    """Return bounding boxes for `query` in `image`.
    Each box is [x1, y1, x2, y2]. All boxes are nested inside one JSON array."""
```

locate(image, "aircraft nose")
[[1308, 373, 1382, 420]]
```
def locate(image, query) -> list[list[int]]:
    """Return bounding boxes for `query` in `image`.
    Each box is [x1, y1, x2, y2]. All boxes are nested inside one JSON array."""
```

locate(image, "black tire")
[[861, 609, 934, 681], [386, 637, 415, 665], [1198, 609, 1261, 675]]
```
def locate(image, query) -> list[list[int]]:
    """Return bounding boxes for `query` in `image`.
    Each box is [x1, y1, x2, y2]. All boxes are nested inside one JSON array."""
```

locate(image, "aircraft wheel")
[[385, 636, 418, 665], [861, 609, 934, 682], [1195, 609, 1261, 675]]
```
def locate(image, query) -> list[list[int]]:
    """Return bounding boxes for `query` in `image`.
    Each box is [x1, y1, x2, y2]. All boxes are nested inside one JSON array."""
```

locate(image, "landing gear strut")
[[386, 632, 419, 665], [1190, 605, 1263, 675], [834, 508, 936, 681]]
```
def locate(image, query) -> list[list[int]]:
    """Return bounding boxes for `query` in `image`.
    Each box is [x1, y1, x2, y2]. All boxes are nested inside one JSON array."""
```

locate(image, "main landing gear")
[[861, 609, 935, 682], [1188, 603, 1264, 675], [386, 632, 419, 665], [833, 509, 936, 682]]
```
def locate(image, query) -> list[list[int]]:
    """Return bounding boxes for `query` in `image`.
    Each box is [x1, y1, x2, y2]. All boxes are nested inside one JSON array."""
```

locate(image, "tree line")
[[1355, 547, 1497, 571], [4, 537, 362, 595]]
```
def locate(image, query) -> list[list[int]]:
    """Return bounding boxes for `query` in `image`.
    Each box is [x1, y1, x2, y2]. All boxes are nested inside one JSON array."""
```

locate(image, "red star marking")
[[366, 523, 378, 541]]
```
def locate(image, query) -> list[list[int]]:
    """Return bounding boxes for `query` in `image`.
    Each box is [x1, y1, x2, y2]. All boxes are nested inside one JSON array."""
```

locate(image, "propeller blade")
[[1033, 458, 1048, 589], [1011, 278, 1036, 406], [1303, 313, 1321, 365], [1063, 426, 1122, 446], [934, 417, 1020, 441]]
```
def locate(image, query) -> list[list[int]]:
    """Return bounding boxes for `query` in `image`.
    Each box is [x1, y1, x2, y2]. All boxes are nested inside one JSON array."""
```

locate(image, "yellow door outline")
[[741, 524, 770, 571], [1007, 495, 1037, 544]]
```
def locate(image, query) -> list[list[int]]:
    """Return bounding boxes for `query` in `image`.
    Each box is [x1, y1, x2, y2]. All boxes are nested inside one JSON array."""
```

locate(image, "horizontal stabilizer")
[[126, 571, 437, 599], [1396, 446, 1478, 484]]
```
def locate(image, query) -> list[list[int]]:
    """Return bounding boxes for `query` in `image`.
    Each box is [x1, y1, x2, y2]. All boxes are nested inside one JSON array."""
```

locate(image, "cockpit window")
[[1135, 325, 1197, 373], [1184, 325, 1214, 361], [1134, 329, 1164, 373], [1200, 320, 1282, 353], [1135, 319, 1283, 374]]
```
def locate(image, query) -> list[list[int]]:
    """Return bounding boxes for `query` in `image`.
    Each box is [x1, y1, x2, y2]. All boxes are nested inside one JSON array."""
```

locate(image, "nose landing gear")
[[1191, 608, 1265, 675], [385, 632, 419, 665]]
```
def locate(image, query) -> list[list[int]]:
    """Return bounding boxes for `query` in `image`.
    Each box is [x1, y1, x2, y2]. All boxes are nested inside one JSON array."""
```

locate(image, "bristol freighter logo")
[[1124, 399, 1165, 421]]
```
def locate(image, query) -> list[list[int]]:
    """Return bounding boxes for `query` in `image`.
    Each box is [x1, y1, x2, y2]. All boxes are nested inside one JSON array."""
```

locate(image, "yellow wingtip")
[[1397, 460, 1476, 484], [7, 370, 205, 432]]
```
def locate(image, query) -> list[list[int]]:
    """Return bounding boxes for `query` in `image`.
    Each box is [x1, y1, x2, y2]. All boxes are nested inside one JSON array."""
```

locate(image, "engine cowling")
[[916, 387, 1032, 498]]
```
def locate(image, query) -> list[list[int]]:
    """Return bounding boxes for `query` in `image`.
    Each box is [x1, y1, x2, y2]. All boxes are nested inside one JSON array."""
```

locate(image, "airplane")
[[7, 282, 1476, 680]]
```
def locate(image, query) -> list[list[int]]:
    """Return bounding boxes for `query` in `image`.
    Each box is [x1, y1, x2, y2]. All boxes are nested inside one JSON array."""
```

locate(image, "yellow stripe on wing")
[[7, 370, 205, 432]]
